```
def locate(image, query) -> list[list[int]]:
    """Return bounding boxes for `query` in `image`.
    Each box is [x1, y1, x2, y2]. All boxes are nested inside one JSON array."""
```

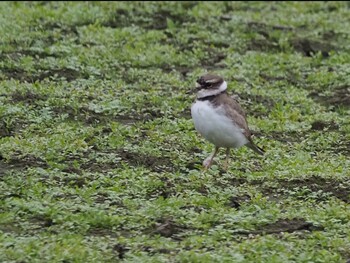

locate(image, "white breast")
[[191, 100, 248, 148]]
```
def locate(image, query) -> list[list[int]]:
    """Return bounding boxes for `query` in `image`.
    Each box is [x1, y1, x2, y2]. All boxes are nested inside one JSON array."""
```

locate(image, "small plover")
[[191, 74, 264, 170]]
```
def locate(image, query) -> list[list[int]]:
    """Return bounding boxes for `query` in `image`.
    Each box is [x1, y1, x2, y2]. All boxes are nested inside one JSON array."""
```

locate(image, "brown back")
[[211, 92, 252, 138]]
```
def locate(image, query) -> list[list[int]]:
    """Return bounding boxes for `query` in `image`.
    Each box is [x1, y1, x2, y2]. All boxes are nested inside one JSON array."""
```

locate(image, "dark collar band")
[[197, 90, 226, 101]]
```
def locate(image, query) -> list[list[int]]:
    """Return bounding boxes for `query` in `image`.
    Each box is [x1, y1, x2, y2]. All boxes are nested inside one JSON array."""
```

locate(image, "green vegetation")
[[0, 1, 350, 262]]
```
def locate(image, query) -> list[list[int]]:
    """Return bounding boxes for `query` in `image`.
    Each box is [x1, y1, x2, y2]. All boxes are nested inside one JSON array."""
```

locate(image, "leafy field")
[[1, 1, 350, 262]]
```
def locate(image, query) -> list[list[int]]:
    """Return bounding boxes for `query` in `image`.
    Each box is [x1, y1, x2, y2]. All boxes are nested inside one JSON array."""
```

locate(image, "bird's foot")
[[202, 147, 219, 171], [202, 156, 213, 170]]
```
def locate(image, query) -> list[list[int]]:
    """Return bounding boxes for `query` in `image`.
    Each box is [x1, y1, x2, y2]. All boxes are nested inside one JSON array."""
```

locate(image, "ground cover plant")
[[0, 1, 350, 262]]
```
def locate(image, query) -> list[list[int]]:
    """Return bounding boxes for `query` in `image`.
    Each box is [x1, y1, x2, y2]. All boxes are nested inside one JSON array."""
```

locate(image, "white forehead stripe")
[[197, 81, 227, 99], [206, 78, 220, 84]]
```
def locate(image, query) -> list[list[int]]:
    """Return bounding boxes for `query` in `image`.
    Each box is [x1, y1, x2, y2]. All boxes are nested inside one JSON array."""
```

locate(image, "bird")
[[191, 73, 264, 170]]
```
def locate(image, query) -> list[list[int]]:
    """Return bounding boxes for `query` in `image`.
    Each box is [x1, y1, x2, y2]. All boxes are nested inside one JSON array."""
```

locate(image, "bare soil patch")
[[310, 120, 339, 131], [148, 218, 187, 240], [291, 38, 337, 58], [103, 8, 195, 30], [235, 218, 323, 235], [1, 67, 86, 82], [6, 154, 48, 169], [260, 176, 350, 203], [309, 85, 350, 109], [0, 160, 23, 176], [0, 67, 27, 81], [248, 38, 281, 53], [255, 130, 306, 143], [43, 21, 85, 36], [245, 21, 339, 57], [37, 68, 85, 81], [62, 149, 175, 174], [51, 104, 161, 126], [0, 49, 63, 61], [30, 215, 55, 228], [118, 150, 175, 172], [10, 90, 48, 103]]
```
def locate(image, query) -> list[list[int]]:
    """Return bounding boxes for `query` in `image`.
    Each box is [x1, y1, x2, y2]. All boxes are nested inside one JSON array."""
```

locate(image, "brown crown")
[[196, 74, 224, 88]]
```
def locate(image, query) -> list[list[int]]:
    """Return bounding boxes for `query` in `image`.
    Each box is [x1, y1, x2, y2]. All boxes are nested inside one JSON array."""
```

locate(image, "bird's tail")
[[246, 142, 265, 156]]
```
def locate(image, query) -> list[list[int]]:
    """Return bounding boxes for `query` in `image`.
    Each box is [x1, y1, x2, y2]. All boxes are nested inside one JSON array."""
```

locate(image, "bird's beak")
[[187, 82, 203, 95], [186, 84, 200, 95], [195, 83, 202, 91]]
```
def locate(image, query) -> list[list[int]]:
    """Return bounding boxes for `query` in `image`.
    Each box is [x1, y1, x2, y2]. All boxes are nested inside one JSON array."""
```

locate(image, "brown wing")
[[212, 92, 252, 138]]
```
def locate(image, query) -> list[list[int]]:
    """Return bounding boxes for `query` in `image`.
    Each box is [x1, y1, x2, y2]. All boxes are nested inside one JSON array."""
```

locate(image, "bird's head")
[[195, 74, 227, 98]]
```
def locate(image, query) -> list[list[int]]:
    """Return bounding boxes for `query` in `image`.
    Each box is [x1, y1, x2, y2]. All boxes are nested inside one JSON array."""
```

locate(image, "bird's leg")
[[223, 148, 231, 170], [203, 147, 219, 170]]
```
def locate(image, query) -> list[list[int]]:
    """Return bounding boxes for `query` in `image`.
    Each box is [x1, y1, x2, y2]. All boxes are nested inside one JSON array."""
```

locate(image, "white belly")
[[191, 100, 248, 148]]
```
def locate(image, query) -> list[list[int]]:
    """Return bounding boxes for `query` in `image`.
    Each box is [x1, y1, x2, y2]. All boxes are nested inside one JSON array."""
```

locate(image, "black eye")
[[197, 77, 206, 86]]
